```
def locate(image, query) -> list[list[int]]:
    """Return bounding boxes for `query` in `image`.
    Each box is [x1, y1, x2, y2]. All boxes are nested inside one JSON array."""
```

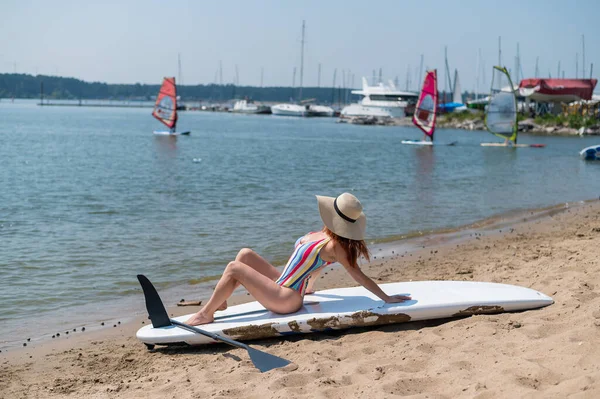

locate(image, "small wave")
[[188, 275, 221, 285], [88, 210, 119, 215]]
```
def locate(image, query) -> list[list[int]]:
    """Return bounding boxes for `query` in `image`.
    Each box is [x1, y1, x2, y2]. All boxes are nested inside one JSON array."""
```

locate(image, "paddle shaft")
[[170, 319, 248, 349]]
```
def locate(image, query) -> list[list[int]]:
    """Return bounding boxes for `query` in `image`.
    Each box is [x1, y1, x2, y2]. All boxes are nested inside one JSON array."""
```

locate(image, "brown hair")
[[323, 226, 370, 268]]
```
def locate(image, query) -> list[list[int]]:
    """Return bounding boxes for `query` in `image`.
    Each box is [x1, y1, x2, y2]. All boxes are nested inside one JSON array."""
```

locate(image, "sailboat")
[[481, 67, 543, 148], [270, 20, 332, 118], [402, 70, 456, 146], [152, 77, 190, 136], [439, 69, 466, 113]]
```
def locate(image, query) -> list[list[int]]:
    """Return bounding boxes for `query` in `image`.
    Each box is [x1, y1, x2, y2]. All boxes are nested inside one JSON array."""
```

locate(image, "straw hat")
[[316, 193, 366, 240]]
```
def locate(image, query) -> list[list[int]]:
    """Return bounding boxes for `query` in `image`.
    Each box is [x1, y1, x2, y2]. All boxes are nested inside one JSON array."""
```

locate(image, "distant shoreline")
[[4, 97, 599, 135]]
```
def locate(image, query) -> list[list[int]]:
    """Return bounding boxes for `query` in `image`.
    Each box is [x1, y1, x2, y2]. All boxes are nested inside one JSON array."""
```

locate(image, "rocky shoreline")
[[438, 117, 600, 136], [338, 115, 600, 135]]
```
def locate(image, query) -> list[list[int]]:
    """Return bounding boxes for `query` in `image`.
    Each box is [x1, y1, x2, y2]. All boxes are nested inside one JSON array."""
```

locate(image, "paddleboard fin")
[[137, 274, 173, 328]]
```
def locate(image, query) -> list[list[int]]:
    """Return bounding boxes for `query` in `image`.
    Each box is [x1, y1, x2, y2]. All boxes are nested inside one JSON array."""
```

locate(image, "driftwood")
[[177, 299, 202, 306]]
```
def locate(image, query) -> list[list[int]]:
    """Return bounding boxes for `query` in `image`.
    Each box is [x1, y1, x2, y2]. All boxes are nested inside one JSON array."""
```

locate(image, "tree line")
[[0, 73, 354, 104]]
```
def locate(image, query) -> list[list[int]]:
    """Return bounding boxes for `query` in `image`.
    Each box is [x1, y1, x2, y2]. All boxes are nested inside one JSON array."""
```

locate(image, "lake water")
[[1, 100, 598, 348]]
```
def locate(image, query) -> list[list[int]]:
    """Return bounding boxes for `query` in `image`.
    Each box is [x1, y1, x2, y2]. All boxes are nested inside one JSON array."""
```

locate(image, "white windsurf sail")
[[485, 66, 518, 144], [452, 69, 462, 104]]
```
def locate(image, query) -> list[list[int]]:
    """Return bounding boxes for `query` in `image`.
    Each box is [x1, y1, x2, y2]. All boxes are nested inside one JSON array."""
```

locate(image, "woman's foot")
[[185, 311, 214, 326], [217, 301, 228, 311]]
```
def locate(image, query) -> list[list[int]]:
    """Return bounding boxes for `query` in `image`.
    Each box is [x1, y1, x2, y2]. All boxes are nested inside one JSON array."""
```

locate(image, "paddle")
[[136, 274, 291, 373]]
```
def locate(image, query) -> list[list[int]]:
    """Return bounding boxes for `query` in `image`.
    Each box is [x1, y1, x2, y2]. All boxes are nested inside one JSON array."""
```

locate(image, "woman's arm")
[[335, 248, 410, 303], [305, 269, 322, 294], [344, 265, 410, 302]]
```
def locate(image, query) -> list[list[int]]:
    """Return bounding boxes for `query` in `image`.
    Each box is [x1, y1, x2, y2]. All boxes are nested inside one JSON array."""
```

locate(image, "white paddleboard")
[[481, 142, 545, 148], [580, 144, 600, 160], [401, 140, 456, 146], [136, 281, 553, 347], [153, 130, 191, 136]]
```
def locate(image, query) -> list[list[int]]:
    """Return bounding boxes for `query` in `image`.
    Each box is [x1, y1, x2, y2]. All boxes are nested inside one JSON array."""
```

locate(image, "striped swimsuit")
[[275, 234, 332, 295]]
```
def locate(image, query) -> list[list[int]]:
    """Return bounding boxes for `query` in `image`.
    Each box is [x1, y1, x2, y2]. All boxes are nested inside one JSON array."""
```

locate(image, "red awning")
[[519, 78, 597, 102]]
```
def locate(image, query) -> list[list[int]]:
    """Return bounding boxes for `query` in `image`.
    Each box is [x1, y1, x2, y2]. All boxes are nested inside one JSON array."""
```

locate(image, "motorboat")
[[308, 104, 335, 117], [271, 103, 317, 117], [340, 77, 418, 119], [231, 98, 271, 114]]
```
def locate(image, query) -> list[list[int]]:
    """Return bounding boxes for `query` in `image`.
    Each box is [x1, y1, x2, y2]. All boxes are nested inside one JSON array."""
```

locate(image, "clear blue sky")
[[2, 0, 599, 92]]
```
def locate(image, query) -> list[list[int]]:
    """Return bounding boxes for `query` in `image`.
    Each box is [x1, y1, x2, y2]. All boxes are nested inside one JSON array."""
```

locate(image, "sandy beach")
[[2, 200, 600, 398]]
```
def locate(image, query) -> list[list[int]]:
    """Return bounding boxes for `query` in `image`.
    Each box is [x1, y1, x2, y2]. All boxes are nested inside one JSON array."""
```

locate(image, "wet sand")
[[2, 200, 600, 398]]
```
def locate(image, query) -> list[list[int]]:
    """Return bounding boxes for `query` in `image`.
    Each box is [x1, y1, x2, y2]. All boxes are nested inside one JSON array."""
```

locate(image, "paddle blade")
[[137, 274, 172, 328], [247, 347, 291, 373]]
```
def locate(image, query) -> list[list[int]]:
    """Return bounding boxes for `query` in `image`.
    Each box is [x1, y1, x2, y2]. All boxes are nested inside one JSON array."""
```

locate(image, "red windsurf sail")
[[412, 70, 438, 139], [152, 77, 177, 129]]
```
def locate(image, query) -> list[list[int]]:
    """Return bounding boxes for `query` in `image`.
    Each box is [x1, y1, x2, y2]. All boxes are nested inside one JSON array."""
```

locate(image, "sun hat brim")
[[316, 195, 366, 241]]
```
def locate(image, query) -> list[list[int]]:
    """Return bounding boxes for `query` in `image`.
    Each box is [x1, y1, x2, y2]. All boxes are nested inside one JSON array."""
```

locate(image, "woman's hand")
[[384, 294, 412, 303]]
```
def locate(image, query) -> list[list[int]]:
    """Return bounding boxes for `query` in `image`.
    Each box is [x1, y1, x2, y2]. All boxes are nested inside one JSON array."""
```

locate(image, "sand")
[[1, 200, 600, 398]]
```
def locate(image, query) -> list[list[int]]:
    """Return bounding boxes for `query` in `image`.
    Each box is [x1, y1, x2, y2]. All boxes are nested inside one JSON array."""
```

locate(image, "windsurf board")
[[401, 140, 456, 146], [153, 130, 191, 136], [481, 143, 545, 148]]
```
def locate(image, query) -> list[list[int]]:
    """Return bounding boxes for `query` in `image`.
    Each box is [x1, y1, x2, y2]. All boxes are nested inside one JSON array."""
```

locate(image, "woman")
[[185, 193, 411, 326]]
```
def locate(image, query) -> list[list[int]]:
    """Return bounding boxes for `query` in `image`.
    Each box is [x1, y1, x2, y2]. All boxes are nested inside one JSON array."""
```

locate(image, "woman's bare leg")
[[218, 248, 281, 310], [186, 261, 302, 326]]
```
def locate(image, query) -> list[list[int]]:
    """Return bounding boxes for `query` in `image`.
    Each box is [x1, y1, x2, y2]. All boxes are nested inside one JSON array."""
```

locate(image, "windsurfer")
[[411, 70, 438, 144]]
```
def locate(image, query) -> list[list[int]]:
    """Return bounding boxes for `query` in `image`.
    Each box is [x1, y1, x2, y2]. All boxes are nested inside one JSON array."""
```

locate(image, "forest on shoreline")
[[0, 73, 470, 104]]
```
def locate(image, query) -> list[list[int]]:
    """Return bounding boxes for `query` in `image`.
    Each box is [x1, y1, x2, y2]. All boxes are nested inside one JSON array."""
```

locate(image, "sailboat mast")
[[292, 67, 297, 90], [299, 20, 305, 101], [497, 37, 502, 89], [582, 34, 586, 79], [515, 43, 520, 85], [178, 53, 182, 85], [498, 37, 502, 66], [444, 46, 451, 102], [219, 60, 223, 85], [317, 63, 321, 87], [331, 68, 337, 104], [342, 69, 346, 105], [418, 54, 424, 90], [476, 49, 481, 100]]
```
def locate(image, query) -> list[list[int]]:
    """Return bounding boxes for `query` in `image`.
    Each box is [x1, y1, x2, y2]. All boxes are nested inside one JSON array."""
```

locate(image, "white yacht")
[[308, 104, 335, 117], [340, 77, 418, 119], [271, 103, 334, 117], [271, 103, 316, 117], [231, 99, 271, 114]]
